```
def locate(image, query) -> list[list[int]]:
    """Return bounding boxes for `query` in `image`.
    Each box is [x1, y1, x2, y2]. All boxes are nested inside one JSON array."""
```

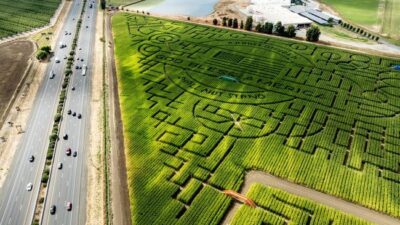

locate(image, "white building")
[[241, 0, 312, 28]]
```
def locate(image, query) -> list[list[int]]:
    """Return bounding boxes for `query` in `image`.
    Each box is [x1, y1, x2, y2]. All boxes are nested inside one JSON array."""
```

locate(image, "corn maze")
[[112, 13, 400, 224], [0, 0, 61, 39]]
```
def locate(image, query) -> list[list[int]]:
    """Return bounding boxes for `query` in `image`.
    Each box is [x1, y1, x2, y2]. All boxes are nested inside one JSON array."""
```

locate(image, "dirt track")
[[222, 171, 400, 225], [0, 41, 34, 128], [106, 12, 133, 225]]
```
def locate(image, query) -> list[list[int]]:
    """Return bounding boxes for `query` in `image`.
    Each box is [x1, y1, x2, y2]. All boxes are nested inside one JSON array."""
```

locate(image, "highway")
[[41, 0, 97, 224], [0, 0, 89, 225]]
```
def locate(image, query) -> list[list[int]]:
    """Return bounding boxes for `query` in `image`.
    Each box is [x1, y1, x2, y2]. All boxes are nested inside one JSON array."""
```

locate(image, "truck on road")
[[82, 64, 87, 76]]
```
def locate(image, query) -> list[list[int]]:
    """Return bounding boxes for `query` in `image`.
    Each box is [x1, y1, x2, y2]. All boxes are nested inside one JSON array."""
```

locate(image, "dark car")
[[66, 202, 72, 211], [67, 109, 72, 115], [75, 65, 80, 69], [29, 155, 35, 162], [72, 87, 75, 91], [72, 112, 76, 117], [50, 205, 56, 215], [63, 134, 68, 140], [73, 151, 77, 157], [77, 114, 82, 119], [66, 148, 72, 156]]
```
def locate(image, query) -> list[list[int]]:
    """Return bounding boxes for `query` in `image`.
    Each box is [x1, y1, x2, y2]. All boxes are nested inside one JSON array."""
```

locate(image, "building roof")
[[245, 5, 312, 25], [299, 12, 329, 24]]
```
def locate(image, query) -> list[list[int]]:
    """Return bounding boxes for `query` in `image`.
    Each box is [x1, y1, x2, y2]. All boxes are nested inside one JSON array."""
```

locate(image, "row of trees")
[[255, 21, 296, 38], [212, 16, 321, 42], [339, 21, 379, 41]]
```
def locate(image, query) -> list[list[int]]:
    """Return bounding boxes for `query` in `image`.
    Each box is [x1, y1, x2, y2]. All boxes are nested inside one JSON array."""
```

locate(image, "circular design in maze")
[[162, 40, 317, 105], [290, 43, 308, 50], [320, 52, 342, 61], [149, 33, 180, 44]]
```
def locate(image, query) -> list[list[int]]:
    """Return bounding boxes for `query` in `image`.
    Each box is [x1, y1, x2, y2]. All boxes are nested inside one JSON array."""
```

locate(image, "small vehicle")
[[55, 58, 60, 63], [63, 134, 68, 140], [67, 109, 72, 115], [72, 87, 75, 91], [66, 202, 72, 211], [58, 162, 63, 169], [80, 59, 84, 62], [79, 48, 82, 50], [64, 56, 67, 59], [82, 64, 87, 76], [73, 151, 77, 157], [49, 70, 55, 79], [66, 148, 72, 156], [50, 205, 56, 215], [29, 155, 35, 162], [86, 26, 88, 28], [77, 114, 82, 119], [72, 112, 76, 117], [75, 65, 80, 69], [26, 183, 33, 191]]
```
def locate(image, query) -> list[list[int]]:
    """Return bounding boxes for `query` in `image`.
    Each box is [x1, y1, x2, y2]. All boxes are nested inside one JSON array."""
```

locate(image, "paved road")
[[0, 1, 86, 225], [41, 1, 97, 225], [222, 171, 400, 225]]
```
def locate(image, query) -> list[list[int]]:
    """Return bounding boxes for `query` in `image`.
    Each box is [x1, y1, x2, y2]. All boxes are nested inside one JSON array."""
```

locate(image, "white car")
[[55, 58, 60, 63], [58, 162, 63, 169], [26, 183, 33, 191]]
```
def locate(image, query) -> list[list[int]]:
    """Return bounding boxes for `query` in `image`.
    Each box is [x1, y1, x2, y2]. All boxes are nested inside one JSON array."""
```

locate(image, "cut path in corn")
[[222, 171, 400, 225]]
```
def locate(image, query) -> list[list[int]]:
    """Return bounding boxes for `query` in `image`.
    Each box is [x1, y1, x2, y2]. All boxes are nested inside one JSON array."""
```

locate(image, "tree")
[[228, 18, 233, 27], [244, 16, 253, 31], [233, 18, 238, 28], [274, 21, 285, 36], [240, 20, 244, 29], [264, 22, 273, 34], [36, 50, 48, 61], [375, 36, 380, 41], [255, 23, 262, 32], [286, 25, 296, 38], [187, 17, 190, 21], [222, 17, 227, 26], [306, 25, 321, 42], [213, 19, 218, 25], [41, 46, 51, 53]]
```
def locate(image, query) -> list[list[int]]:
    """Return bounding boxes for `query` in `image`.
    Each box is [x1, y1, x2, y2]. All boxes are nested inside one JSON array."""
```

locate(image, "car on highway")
[[73, 151, 77, 157], [49, 70, 55, 79], [66, 148, 71, 156], [68, 109, 72, 115], [72, 86, 75, 91], [29, 155, 35, 162], [50, 205, 56, 215], [72, 112, 76, 117], [63, 134, 68, 140], [58, 162, 63, 169], [26, 183, 33, 191], [55, 58, 60, 63], [77, 114, 82, 119], [66, 202, 72, 211]]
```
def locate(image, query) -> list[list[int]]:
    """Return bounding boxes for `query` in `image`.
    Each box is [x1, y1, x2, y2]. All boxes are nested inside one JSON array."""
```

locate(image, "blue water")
[[127, 0, 218, 17]]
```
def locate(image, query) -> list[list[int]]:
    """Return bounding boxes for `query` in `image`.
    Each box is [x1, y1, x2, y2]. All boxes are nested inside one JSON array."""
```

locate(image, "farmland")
[[0, 0, 61, 39], [320, 0, 381, 26], [112, 13, 400, 224]]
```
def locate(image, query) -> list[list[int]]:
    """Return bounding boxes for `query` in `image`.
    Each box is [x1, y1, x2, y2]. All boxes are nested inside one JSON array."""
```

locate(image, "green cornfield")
[[0, 0, 61, 39], [112, 13, 400, 225]]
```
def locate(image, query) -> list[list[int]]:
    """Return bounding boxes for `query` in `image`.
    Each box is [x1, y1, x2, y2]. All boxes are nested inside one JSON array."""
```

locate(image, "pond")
[[126, 0, 219, 17]]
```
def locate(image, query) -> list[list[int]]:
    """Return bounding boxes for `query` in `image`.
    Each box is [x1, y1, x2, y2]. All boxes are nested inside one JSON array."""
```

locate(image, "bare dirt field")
[[0, 41, 34, 127]]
